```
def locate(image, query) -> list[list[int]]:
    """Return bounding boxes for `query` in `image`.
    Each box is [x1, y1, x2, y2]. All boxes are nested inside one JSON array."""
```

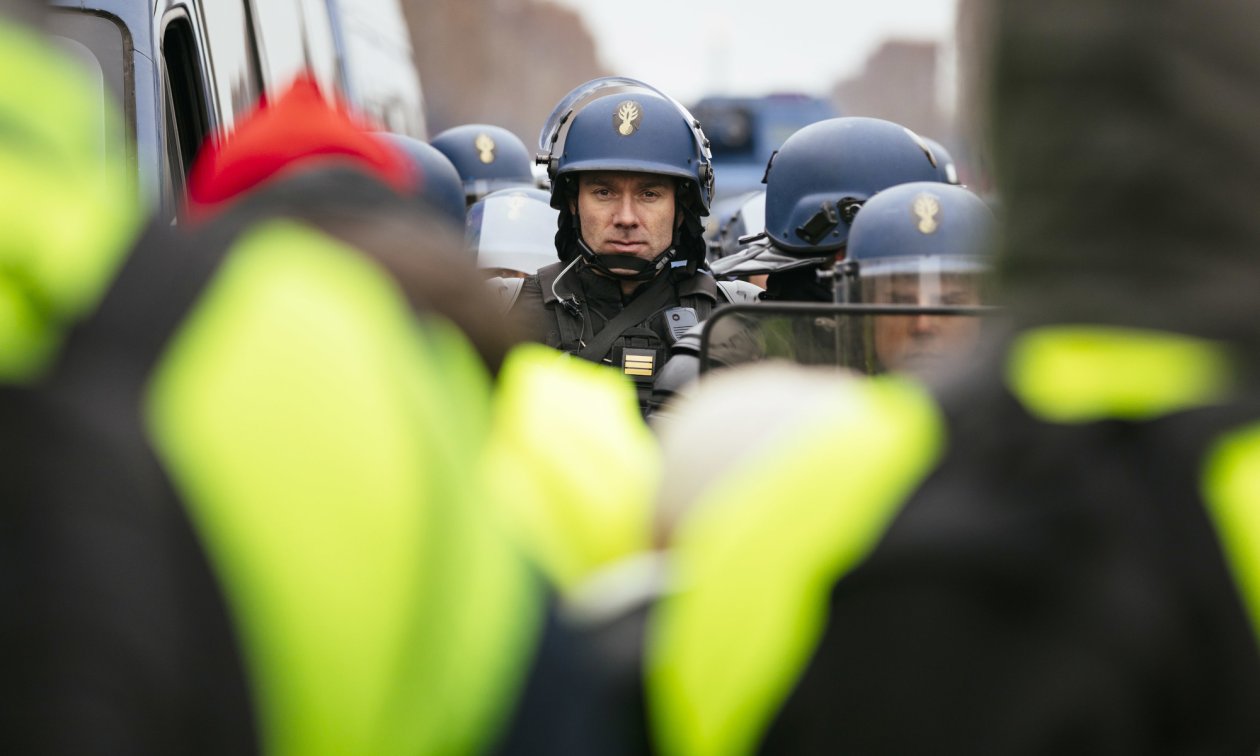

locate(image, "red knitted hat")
[[186, 74, 415, 220]]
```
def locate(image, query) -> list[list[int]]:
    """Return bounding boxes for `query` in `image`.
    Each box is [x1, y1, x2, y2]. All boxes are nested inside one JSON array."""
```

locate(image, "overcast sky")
[[547, 0, 960, 105]]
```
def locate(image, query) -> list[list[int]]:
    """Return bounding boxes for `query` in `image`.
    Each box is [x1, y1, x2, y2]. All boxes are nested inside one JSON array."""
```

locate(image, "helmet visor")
[[857, 255, 990, 373], [858, 255, 989, 306], [539, 77, 662, 151], [468, 191, 558, 274]]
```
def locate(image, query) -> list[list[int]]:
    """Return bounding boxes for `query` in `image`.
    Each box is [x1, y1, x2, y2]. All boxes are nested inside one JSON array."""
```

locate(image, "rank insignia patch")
[[623, 348, 655, 377]]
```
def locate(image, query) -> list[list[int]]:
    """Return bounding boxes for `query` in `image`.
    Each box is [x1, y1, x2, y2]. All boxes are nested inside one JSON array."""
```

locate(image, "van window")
[[162, 15, 211, 210], [248, 0, 340, 95], [695, 104, 755, 159], [297, 0, 341, 90], [199, 2, 265, 126], [46, 11, 134, 174], [328, 0, 428, 137]]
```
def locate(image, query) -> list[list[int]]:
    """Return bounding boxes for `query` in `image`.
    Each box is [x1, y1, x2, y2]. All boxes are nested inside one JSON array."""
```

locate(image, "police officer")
[[837, 181, 994, 375], [713, 116, 945, 303], [644, 0, 1260, 752], [507, 77, 759, 414], [431, 123, 537, 205], [2, 52, 548, 756], [650, 119, 948, 411], [686, 181, 996, 379]]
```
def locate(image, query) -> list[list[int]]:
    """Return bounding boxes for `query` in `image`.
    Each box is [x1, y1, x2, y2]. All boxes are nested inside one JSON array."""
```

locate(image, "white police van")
[[47, 0, 426, 222]]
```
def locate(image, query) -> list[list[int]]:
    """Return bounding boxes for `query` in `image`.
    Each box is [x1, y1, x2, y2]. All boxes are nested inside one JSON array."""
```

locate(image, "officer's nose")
[[613, 196, 639, 228], [911, 312, 939, 335]]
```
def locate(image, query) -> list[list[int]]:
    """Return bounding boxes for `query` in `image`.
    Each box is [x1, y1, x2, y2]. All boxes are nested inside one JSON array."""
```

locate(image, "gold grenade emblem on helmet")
[[475, 133, 496, 164], [914, 194, 941, 234], [506, 193, 526, 220], [615, 101, 642, 136]]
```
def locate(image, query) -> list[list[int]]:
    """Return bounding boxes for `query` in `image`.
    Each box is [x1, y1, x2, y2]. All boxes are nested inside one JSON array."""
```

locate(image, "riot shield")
[[698, 303, 999, 376]]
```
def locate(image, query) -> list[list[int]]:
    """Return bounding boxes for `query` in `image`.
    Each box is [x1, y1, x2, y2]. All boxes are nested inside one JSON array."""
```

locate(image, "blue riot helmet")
[[431, 124, 535, 204], [537, 76, 714, 278], [466, 187, 558, 277], [377, 133, 467, 228], [762, 117, 942, 258], [843, 182, 996, 374], [923, 136, 962, 185]]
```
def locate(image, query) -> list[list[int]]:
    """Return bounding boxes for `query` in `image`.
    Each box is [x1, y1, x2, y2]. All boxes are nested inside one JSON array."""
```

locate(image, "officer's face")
[[870, 273, 983, 373], [574, 172, 680, 269]]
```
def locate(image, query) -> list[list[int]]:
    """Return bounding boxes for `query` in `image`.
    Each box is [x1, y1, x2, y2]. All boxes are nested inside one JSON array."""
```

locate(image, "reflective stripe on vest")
[[1203, 426, 1260, 647], [647, 374, 944, 756], [145, 220, 540, 756], [1006, 325, 1234, 423], [1011, 325, 1260, 648], [0, 20, 140, 382], [485, 343, 658, 593]]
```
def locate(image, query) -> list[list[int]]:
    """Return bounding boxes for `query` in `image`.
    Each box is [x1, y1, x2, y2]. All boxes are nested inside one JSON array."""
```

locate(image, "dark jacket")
[[511, 261, 726, 414]]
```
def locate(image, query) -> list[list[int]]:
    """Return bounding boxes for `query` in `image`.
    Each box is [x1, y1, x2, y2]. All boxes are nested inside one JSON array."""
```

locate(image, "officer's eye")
[[943, 292, 978, 306]]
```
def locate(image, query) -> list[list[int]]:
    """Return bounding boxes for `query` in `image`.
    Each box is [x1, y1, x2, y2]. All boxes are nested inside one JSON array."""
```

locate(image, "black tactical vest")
[[534, 261, 722, 414]]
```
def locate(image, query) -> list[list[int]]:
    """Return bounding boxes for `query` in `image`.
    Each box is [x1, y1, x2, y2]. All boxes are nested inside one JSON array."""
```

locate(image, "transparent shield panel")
[[538, 76, 655, 151], [470, 190, 558, 274], [537, 75, 706, 160], [699, 303, 997, 378]]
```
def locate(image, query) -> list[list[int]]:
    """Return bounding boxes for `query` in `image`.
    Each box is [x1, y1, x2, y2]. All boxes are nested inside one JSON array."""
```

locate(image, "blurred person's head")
[[989, 0, 1260, 367], [186, 75, 519, 371], [430, 124, 535, 205], [186, 74, 414, 223]]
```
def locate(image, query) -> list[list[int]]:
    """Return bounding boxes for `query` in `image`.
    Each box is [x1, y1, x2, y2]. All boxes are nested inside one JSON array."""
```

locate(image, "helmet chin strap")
[[575, 236, 678, 282]]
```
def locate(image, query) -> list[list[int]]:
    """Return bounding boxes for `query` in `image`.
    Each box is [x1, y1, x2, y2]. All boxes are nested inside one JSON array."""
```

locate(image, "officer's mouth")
[[604, 240, 647, 253], [894, 350, 950, 369]]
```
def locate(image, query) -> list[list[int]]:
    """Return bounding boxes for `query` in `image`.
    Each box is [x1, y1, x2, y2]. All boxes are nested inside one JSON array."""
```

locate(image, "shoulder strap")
[[576, 273, 677, 362], [487, 277, 526, 315], [536, 261, 568, 304], [678, 269, 721, 322], [717, 279, 764, 305], [533, 261, 589, 350]]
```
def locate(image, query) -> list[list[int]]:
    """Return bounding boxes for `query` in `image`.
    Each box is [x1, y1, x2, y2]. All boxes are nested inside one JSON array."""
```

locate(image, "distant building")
[[953, 0, 995, 189], [400, 0, 607, 145], [830, 39, 945, 142]]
